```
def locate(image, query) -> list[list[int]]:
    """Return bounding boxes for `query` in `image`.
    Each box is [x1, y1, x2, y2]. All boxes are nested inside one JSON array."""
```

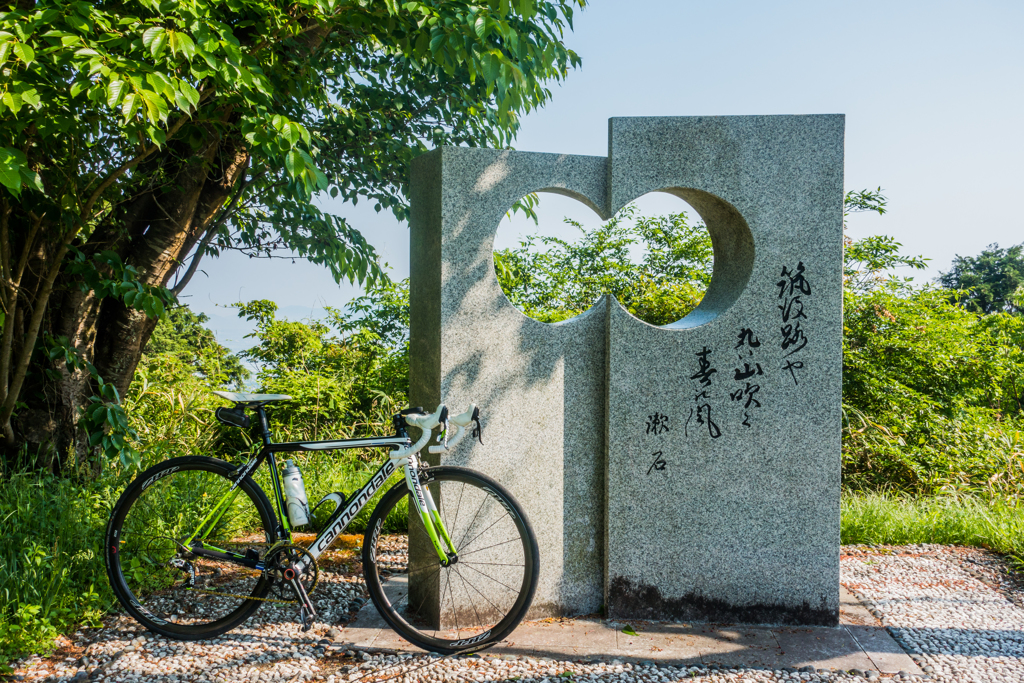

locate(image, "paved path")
[[11, 544, 1024, 682], [344, 585, 917, 674]]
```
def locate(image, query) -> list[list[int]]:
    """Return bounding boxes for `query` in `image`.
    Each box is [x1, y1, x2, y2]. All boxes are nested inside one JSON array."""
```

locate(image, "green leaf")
[[146, 125, 166, 147], [19, 88, 41, 110], [178, 81, 200, 109], [12, 42, 34, 65], [141, 91, 168, 123], [107, 80, 126, 108], [474, 16, 489, 40], [22, 169, 43, 193], [621, 625, 637, 636], [284, 149, 303, 177], [122, 92, 139, 120], [0, 165, 21, 195], [150, 30, 168, 58], [142, 26, 166, 51], [168, 31, 196, 60], [281, 122, 300, 146], [1, 91, 22, 115]]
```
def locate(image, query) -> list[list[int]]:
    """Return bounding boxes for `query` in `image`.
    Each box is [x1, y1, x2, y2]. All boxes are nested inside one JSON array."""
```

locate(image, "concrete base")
[[339, 586, 919, 675]]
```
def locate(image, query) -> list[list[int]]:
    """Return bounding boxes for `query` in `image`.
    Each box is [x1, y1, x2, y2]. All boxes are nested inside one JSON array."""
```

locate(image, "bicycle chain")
[[185, 542, 320, 605]]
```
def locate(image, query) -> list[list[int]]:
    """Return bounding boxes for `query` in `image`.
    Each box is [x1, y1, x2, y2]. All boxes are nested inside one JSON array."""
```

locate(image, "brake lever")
[[471, 406, 483, 445], [437, 417, 450, 450]]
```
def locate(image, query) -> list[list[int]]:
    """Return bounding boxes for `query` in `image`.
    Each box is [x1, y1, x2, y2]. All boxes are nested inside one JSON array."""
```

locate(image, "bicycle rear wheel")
[[362, 466, 539, 654], [105, 456, 279, 639]]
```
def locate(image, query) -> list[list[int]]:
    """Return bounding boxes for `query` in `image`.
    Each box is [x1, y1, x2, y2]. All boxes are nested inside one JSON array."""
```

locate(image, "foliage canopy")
[[938, 243, 1024, 315], [0, 0, 583, 467], [494, 204, 713, 325]]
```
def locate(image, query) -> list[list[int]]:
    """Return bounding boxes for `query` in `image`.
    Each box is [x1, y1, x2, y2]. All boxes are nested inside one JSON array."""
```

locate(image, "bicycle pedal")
[[299, 606, 314, 632]]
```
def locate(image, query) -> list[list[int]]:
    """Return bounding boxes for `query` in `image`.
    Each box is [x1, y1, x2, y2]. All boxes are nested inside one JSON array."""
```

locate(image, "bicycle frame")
[[185, 405, 458, 575]]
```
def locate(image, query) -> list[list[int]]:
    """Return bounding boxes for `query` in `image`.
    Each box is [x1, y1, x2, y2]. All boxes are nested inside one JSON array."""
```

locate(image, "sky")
[[182, 0, 1024, 353]]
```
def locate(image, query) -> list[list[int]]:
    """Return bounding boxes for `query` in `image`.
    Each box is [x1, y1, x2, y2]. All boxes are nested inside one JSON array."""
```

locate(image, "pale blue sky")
[[182, 0, 1024, 352]]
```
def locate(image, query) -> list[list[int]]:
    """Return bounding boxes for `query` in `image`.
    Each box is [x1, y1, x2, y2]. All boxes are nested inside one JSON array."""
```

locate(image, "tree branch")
[[81, 115, 190, 222], [172, 171, 261, 295], [0, 211, 43, 402], [0, 199, 10, 312], [0, 240, 71, 436]]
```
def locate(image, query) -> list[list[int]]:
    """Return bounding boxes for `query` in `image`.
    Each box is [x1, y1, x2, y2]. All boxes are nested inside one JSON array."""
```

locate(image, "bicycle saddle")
[[212, 391, 292, 404]]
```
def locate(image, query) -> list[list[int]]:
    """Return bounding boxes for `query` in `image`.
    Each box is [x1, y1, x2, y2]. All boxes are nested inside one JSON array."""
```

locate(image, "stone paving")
[[9, 545, 1024, 682]]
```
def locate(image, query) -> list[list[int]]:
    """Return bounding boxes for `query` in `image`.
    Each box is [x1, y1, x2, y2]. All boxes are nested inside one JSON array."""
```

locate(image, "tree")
[[144, 305, 247, 388], [494, 205, 713, 325], [0, 0, 583, 469], [842, 188, 927, 293], [938, 243, 1024, 314], [235, 278, 409, 441]]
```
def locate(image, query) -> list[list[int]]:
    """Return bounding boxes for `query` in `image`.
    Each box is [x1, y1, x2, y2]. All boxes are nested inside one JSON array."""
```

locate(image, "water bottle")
[[282, 460, 310, 527]]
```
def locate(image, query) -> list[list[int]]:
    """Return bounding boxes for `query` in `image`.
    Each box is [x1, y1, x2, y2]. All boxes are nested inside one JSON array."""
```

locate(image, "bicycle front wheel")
[[362, 466, 539, 654], [105, 456, 279, 639]]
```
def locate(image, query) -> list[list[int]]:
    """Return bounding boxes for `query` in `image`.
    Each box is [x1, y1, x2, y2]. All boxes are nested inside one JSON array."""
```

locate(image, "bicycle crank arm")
[[285, 566, 317, 631]]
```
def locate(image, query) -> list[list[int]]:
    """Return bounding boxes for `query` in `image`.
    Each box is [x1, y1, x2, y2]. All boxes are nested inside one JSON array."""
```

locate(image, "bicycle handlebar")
[[391, 403, 479, 458], [427, 403, 476, 454], [404, 404, 447, 431]]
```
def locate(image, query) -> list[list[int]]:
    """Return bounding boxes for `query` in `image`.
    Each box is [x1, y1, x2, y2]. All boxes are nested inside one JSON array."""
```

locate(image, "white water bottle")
[[282, 460, 310, 527]]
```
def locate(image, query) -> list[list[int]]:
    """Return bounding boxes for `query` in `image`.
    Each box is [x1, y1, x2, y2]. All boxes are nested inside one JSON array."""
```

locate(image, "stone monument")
[[409, 115, 844, 625]]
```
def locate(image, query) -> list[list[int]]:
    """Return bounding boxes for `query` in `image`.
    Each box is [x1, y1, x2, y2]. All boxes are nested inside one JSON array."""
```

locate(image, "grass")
[[841, 490, 1024, 564], [0, 471, 121, 663]]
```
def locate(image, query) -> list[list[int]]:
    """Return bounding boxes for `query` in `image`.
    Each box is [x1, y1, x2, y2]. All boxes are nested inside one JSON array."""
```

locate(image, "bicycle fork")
[[404, 456, 458, 565]]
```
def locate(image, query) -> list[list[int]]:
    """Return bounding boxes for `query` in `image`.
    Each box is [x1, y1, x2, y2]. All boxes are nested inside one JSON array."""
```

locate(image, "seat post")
[[254, 405, 273, 446]]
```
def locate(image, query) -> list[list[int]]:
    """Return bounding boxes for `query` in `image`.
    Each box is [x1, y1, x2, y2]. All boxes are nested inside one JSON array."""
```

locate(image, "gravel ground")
[[9, 544, 1024, 683]]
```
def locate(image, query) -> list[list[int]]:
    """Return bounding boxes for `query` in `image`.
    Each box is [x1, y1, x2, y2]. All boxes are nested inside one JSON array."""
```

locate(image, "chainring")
[[264, 543, 319, 603]]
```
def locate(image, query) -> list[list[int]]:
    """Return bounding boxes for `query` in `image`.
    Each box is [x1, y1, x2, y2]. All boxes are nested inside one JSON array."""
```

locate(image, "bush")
[[842, 283, 1024, 495]]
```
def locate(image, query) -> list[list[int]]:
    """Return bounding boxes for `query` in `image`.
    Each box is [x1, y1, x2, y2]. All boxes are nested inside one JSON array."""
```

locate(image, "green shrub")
[[842, 283, 1024, 495]]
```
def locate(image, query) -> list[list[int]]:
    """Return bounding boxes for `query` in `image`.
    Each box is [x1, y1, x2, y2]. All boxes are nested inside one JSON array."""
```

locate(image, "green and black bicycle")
[[104, 393, 539, 654]]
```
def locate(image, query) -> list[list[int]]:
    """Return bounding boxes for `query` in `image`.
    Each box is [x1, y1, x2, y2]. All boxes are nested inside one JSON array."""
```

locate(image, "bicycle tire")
[[105, 456, 279, 640], [362, 466, 539, 654]]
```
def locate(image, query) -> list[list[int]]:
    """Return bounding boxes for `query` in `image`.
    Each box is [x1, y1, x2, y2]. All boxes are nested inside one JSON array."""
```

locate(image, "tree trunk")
[[11, 128, 250, 472]]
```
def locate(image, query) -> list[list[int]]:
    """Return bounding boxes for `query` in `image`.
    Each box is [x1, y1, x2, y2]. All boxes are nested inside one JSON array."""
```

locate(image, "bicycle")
[[104, 392, 539, 654]]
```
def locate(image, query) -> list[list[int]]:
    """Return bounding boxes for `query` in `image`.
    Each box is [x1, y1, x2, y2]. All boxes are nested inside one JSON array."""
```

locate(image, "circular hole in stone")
[[493, 192, 716, 326]]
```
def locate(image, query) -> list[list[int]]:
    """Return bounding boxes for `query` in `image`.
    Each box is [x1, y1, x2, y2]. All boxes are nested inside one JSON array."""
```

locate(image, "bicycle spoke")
[[454, 564, 485, 628], [460, 561, 521, 595], [408, 564, 443, 624], [453, 564, 506, 621], [457, 508, 513, 555], [455, 491, 490, 551], [442, 567, 459, 637], [456, 537, 521, 558]]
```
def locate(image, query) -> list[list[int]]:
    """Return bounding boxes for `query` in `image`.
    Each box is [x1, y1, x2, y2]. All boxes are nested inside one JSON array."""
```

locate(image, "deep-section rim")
[[362, 466, 539, 654], [104, 455, 278, 640]]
